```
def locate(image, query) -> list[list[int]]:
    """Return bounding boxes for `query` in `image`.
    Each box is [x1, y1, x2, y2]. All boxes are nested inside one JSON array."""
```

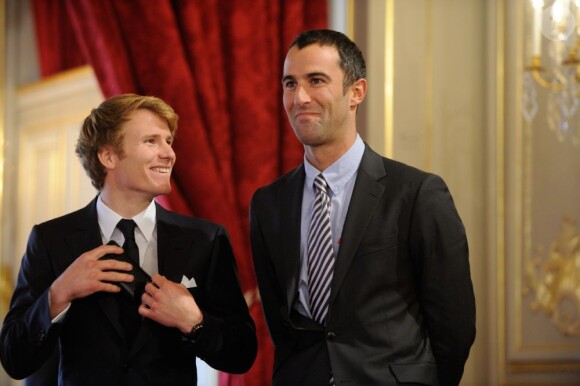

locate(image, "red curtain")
[[31, 0, 85, 77], [31, 1, 327, 385]]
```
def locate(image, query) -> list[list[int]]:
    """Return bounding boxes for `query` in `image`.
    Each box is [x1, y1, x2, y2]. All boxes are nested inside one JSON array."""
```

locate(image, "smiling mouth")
[[296, 111, 318, 117], [295, 113, 320, 122], [152, 167, 171, 174]]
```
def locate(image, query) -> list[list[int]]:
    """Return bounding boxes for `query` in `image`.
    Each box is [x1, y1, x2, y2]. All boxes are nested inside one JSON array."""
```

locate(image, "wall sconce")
[[524, 0, 580, 146]]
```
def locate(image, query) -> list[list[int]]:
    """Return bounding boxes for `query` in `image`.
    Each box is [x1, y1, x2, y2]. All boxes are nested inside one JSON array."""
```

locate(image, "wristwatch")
[[185, 319, 204, 341]]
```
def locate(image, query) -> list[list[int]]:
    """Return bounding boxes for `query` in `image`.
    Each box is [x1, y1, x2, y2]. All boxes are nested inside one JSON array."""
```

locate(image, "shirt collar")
[[97, 195, 157, 242], [304, 134, 365, 196]]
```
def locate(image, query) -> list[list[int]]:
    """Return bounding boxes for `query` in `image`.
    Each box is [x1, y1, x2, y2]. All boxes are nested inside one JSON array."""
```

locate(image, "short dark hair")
[[75, 94, 178, 190], [289, 29, 366, 91]]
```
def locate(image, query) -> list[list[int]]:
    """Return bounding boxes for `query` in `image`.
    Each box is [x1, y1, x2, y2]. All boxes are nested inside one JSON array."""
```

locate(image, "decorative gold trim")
[[523, 217, 580, 336], [0, 265, 11, 316], [515, 0, 527, 358], [500, 382, 580, 386], [496, 0, 507, 383], [508, 361, 580, 373], [503, 0, 580, 380], [525, 56, 565, 91], [507, 361, 580, 374], [424, 0, 432, 172], [0, 0, 5, 254], [384, 0, 394, 158], [347, 0, 355, 41], [0, 0, 8, 317]]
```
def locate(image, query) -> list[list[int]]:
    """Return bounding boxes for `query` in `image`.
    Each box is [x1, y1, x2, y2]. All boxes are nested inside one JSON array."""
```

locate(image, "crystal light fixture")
[[524, 0, 580, 146]]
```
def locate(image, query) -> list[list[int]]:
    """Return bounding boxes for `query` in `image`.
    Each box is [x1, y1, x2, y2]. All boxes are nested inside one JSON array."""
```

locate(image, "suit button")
[[326, 331, 336, 340], [123, 363, 130, 371]]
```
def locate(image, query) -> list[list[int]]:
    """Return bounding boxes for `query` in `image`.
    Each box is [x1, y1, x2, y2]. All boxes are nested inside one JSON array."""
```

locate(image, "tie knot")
[[314, 174, 329, 195], [117, 219, 137, 241]]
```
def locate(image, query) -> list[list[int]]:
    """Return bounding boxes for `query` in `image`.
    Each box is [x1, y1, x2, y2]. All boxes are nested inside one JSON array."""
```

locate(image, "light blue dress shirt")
[[295, 134, 365, 319]]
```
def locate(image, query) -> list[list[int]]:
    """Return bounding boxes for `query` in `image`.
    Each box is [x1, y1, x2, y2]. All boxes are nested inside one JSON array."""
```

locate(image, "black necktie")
[[116, 219, 141, 346], [117, 219, 139, 264]]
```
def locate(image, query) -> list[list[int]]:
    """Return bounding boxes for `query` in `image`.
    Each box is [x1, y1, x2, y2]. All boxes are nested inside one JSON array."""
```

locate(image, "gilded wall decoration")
[[0, 265, 12, 316], [524, 216, 580, 336]]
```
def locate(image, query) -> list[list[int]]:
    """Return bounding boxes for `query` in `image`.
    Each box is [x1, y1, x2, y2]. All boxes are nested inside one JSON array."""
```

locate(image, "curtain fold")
[[31, 0, 85, 77], [32, 1, 327, 385]]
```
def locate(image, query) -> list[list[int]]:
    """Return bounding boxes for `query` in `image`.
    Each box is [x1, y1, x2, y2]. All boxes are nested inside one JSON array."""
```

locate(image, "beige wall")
[[352, 0, 580, 385], [352, 1, 488, 384]]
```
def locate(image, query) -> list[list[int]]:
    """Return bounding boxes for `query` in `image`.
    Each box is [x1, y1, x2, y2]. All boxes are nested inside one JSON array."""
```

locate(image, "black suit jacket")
[[250, 145, 476, 386], [1, 197, 257, 385]]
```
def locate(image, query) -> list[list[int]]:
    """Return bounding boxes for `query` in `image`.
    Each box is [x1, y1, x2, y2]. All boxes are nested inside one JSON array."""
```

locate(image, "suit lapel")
[[129, 203, 192, 357], [155, 204, 192, 281], [64, 198, 102, 261], [329, 147, 386, 308], [278, 166, 306, 316]]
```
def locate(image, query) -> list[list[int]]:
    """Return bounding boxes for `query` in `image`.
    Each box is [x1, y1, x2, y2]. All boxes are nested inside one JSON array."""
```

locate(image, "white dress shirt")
[[52, 196, 159, 323]]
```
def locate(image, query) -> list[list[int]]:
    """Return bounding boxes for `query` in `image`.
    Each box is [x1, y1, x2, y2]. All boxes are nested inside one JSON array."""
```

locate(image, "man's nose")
[[160, 142, 176, 161], [294, 84, 311, 105]]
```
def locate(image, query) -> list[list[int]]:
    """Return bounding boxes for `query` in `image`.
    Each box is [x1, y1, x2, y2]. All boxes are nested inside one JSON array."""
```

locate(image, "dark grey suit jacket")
[[250, 145, 476, 386], [0, 197, 257, 385]]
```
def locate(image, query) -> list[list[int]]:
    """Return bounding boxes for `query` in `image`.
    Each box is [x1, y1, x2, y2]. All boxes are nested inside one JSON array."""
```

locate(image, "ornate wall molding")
[[524, 216, 580, 337], [501, 0, 580, 383], [15, 66, 101, 264]]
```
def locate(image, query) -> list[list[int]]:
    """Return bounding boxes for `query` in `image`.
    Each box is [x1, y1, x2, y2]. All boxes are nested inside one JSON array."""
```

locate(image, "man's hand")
[[49, 244, 134, 318], [139, 274, 203, 334]]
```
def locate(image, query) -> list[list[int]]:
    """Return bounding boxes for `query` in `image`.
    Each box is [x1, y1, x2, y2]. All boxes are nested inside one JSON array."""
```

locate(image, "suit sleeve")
[[249, 189, 286, 347], [409, 174, 476, 386], [0, 226, 63, 379], [189, 226, 257, 374]]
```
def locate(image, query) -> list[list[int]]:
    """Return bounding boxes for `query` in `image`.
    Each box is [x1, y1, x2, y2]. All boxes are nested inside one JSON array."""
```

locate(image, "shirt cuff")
[[50, 303, 70, 323]]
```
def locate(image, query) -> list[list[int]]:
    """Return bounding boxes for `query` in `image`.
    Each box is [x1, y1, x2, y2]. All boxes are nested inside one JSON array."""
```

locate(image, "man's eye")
[[284, 81, 296, 89], [311, 78, 323, 85]]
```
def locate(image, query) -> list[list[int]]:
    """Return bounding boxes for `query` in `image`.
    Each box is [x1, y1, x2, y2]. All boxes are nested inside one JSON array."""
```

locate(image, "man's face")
[[282, 44, 356, 148], [107, 109, 175, 200]]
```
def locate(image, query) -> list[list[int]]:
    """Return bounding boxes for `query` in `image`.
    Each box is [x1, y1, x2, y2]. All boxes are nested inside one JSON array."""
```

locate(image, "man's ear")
[[98, 145, 118, 170], [349, 78, 367, 110]]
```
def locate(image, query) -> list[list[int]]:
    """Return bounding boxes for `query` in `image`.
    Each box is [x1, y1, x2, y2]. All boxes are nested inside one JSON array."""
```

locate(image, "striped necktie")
[[307, 174, 335, 324]]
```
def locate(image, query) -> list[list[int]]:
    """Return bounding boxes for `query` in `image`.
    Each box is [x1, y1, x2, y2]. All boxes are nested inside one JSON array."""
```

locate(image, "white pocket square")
[[181, 275, 197, 288]]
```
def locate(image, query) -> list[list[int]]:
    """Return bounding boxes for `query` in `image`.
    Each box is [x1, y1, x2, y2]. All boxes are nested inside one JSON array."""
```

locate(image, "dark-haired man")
[[250, 29, 475, 386]]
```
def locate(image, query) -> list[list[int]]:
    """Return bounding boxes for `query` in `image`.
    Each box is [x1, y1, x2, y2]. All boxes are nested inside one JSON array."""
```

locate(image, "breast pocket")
[[389, 362, 439, 385], [355, 231, 398, 259]]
